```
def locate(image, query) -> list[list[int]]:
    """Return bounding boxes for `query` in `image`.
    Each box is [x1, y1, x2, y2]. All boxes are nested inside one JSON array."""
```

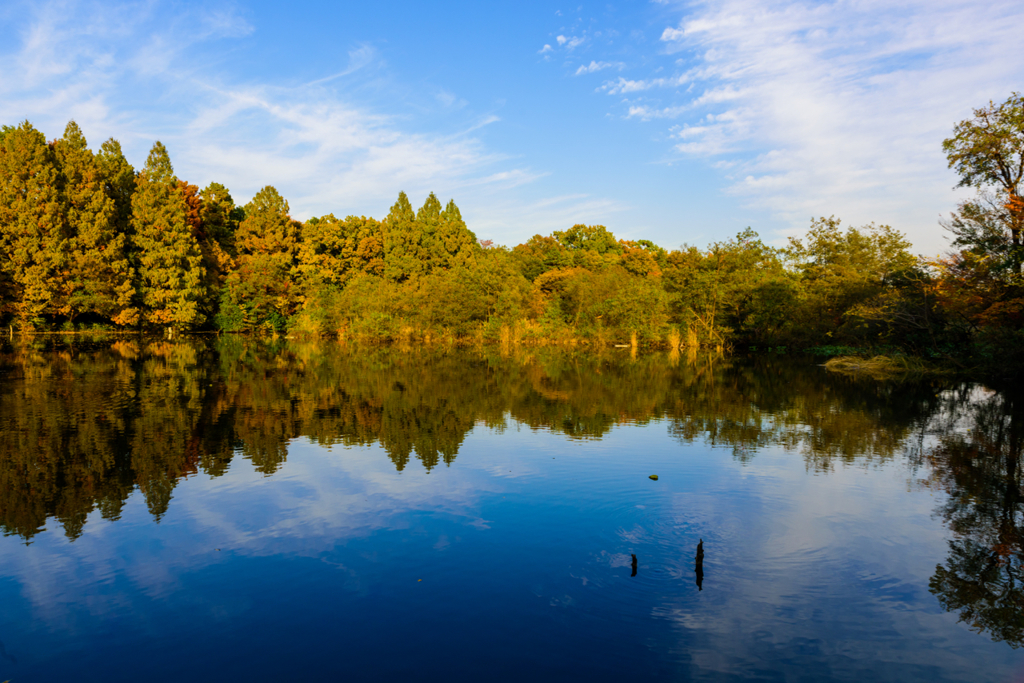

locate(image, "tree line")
[[2, 94, 1023, 373]]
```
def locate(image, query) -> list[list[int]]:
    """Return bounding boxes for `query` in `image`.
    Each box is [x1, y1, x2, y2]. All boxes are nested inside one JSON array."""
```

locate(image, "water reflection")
[[919, 391, 1024, 647], [1, 337, 1022, 654], [0, 337, 946, 542]]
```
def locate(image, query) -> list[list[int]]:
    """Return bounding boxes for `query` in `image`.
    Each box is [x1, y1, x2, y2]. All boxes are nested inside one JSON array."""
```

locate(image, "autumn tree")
[[0, 121, 69, 326], [132, 142, 207, 328], [299, 214, 384, 289], [222, 185, 301, 330], [54, 121, 136, 325]]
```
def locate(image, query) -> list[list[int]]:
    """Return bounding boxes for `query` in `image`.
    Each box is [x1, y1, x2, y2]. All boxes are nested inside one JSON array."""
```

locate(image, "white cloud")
[[627, 104, 688, 120], [642, 0, 1024, 253], [539, 44, 553, 54], [600, 72, 691, 94], [660, 26, 685, 41], [556, 34, 585, 50], [575, 61, 624, 76]]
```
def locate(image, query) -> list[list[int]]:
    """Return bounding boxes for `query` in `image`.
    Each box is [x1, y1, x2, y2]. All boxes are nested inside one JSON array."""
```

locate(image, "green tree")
[[382, 191, 423, 282], [785, 217, 916, 344], [436, 198, 479, 269], [199, 182, 242, 254], [54, 121, 136, 325], [513, 235, 572, 281], [943, 93, 1024, 272], [553, 223, 621, 256], [196, 182, 240, 322], [132, 142, 207, 329], [95, 138, 137, 241], [222, 185, 301, 331]]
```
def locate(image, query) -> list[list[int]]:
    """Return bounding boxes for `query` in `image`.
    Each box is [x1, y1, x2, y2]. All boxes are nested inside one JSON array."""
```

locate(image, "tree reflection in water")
[[1, 336, 1022, 649], [0, 337, 945, 541], [922, 390, 1024, 647]]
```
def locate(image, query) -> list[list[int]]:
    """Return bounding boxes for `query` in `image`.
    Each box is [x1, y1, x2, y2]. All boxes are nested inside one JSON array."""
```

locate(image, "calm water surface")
[[0, 338, 1021, 682]]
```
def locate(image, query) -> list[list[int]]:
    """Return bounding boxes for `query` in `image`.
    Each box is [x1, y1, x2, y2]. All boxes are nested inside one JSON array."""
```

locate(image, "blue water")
[[0, 342, 1020, 682]]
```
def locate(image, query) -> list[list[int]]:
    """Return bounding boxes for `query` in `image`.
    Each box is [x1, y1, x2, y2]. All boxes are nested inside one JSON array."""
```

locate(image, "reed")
[[685, 327, 699, 348], [667, 327, 681, 349]]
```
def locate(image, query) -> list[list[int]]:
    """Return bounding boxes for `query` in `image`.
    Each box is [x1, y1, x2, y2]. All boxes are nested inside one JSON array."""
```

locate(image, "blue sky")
[[2, 0, 1023, 254]]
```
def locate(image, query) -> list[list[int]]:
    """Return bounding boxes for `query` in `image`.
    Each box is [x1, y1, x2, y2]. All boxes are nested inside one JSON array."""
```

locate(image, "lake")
[[0, 338, 1021, 682]]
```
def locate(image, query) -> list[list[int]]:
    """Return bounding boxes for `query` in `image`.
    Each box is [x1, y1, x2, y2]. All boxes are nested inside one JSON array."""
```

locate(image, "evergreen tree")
[[54, 121, 136, 325], [0, 121, 69, 326], [416, 192, 443, 270], [224, 185, 300, 329], [200, 182, 241, 255], [382, 191, 423, 282], [438, 199, 479, 268], [95, 138, 136, 239], [198, 182, 240, 321], [131, 142, 206, 328]]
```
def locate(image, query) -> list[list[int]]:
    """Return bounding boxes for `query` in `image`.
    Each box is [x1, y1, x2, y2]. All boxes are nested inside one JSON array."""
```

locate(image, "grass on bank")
[[823, 354, 941, 380]]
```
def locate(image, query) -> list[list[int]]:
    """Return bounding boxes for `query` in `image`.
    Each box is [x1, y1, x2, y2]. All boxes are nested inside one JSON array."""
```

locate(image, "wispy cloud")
[[600, 72, 691, 95], [556, 34, 585, 50], [611, 0, 1024, 252], [575, 61, 624, 76], [304, 44, 377, 87], [626, 104, 688, 120]]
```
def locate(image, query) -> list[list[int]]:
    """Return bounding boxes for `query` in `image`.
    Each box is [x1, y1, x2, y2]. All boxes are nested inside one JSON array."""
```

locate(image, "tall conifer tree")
[[95, 138, 137, 239], [197, 182, 240, 320], [416, 192, 443, 271], [131, 142, 206, 328], [438, 199, 478, 268], [226, 185, 300, 328], [199, 182, 241, 254], [54, 121, 136, 325], [382, 191, 423, 282], [0, 121, 69, 325]]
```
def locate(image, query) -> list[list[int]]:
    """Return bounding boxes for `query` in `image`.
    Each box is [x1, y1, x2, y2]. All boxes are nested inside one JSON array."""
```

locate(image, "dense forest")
[[2, 94, 1023, 374]]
